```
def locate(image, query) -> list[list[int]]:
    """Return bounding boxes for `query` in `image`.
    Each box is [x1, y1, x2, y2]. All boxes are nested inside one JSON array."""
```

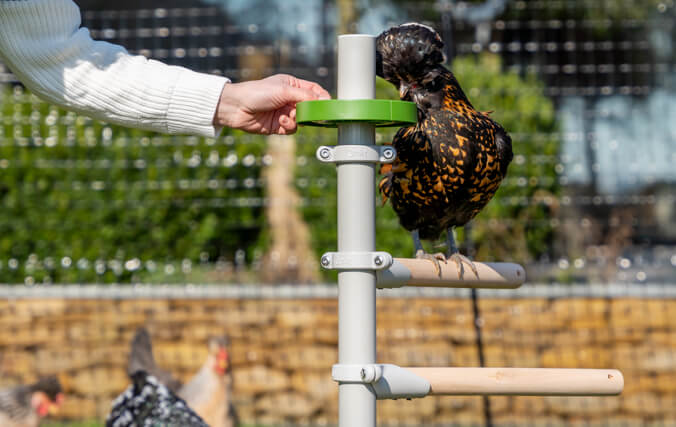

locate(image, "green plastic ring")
[[296, 99, 417, 128]]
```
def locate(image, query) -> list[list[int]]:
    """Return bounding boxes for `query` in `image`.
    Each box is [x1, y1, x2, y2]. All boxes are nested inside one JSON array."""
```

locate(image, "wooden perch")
[[377, 258, 525, 289], [405, 367, 624, 396]]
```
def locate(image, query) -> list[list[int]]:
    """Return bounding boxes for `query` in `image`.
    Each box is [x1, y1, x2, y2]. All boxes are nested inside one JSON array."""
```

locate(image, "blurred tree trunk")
[[338, 0, 356, 34], [261, 135, 320, 284]]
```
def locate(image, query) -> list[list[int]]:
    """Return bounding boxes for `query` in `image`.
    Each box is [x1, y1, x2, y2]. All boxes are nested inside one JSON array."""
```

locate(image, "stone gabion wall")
[[0, 289, 674, 426]]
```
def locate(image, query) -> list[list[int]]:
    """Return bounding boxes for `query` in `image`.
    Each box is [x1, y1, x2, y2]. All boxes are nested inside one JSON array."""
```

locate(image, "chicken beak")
[[48, 401, 60, 415], [399, 82, 410, 99], [48, 393, 64, 415]]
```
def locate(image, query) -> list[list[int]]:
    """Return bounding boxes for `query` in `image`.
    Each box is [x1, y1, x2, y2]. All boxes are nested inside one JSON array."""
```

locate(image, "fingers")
[[282, 84, 326, 104], [278, 115, 296, 134], [276, 104, 298, 134], [275, 74, 331, 102], [292, 78, 331, 100]]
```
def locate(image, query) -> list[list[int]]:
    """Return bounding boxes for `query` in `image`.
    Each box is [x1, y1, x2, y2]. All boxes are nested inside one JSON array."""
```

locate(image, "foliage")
[[296, 53, 561, 280], [451, 53, 560, 262], [0, 52, 559, 284], [0, 85, 267, 284]]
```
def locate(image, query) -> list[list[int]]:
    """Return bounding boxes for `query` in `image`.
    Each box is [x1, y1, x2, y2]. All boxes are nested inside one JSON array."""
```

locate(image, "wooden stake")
[[377, 259, 525, 289], [406, 367, 624, 396]]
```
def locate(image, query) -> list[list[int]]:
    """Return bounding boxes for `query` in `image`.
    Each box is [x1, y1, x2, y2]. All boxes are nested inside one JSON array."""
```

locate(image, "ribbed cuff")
[[166, 69, 229, 137]]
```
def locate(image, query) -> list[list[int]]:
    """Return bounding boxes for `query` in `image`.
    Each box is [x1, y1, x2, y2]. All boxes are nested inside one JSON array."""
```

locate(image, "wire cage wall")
[[0, 0, 674, 426], [0, 0, 674, 285]]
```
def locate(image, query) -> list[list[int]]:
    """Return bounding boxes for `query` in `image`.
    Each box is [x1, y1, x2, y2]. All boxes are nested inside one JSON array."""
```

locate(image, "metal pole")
[[336, 34, 377, 427]]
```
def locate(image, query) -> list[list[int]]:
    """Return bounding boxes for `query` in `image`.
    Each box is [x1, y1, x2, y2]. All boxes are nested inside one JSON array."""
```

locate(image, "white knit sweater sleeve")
[[0, 0, 229, 137]]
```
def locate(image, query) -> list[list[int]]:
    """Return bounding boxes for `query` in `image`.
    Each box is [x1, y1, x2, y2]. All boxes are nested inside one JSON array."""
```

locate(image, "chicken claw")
[[447, 252, 479, 279], [416, 249, 447, 277]]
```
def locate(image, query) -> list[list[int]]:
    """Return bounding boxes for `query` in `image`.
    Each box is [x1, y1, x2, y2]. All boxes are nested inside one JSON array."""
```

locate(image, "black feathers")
[[377, 23, 513, 242], [376, 23, 446, 85], [106, 372, 208, 427]]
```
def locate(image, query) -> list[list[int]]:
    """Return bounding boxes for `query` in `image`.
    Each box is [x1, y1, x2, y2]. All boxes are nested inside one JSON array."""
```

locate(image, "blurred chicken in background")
[[127, 327, 239, 427], [179, 336, 238, 427], [106, 371, 207, 427], [0, 376, 63, 427]]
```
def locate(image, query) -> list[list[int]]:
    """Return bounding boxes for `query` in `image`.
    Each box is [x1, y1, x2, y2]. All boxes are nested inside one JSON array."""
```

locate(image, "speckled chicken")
[[127, 327, 238, 427], [106, 371, 208, 427], [376, 23, 513, 276], [0, 377, 63, 427]]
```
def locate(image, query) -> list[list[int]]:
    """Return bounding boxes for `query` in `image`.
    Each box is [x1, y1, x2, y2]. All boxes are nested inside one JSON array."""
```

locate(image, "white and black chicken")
[[124, 327, 238, 427], [106, 371, 207, 427]]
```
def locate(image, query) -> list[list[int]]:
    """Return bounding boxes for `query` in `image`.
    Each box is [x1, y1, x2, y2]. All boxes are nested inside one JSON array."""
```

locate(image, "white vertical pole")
[[336, 34, 377, 427]]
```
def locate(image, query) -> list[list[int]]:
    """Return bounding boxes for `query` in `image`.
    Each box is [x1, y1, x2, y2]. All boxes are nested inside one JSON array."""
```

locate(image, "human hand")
[[213, 74, 331, 135]]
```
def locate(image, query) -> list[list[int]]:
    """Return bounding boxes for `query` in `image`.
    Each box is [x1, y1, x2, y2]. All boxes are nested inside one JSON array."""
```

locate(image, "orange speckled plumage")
[[376, 24, 513, 241]]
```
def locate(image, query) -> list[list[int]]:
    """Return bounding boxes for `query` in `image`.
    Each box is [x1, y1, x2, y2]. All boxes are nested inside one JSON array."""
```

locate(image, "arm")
[[0, 0, 227, 137]]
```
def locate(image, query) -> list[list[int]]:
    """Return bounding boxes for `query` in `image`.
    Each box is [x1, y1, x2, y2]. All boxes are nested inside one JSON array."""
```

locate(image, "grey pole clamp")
[[316, 145, 397, 164], [320, 251, 393, 271], [332, 364, 431, 399]]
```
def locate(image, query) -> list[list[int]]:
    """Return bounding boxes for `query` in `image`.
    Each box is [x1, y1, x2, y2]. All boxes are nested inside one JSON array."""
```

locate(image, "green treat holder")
[[296, 99, 418, 127]]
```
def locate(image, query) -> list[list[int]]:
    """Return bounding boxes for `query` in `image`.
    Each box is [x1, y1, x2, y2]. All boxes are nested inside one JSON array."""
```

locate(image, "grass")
[[43, 422, 102, 427], [43, 422, 266, 427]]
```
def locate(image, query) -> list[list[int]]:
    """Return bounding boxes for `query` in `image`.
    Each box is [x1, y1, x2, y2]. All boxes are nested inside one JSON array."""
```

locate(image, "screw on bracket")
[[318, 147, 332, 160], [382, 148, 395, 160], [374, 255, 384, 266], [320, 255, 331, 267]]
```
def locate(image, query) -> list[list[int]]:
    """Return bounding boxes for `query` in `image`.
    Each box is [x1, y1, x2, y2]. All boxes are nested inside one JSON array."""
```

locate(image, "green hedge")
[[0, 54, 559, 283], [0, 85, 267, 283]]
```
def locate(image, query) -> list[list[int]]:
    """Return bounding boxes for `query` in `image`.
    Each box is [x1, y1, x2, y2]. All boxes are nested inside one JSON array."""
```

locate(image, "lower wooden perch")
[[377, 258, 525, 289], [406, 367, 624, 396]]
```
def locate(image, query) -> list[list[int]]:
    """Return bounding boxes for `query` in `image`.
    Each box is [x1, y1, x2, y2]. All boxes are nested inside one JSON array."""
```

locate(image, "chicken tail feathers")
[[127, 327, 182, 392], [127, 328, 155, 376]]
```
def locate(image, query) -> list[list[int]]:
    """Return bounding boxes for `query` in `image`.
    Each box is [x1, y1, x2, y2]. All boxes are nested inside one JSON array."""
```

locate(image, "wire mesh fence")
[[0, 0, 674, 285], [0, 0, 674, 425]]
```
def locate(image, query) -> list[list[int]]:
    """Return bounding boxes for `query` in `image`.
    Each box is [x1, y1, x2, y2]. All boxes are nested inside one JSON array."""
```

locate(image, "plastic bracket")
[[332, 363, 431, 400], [320, 251, 393, 271], [316, 145, 397, 164]]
